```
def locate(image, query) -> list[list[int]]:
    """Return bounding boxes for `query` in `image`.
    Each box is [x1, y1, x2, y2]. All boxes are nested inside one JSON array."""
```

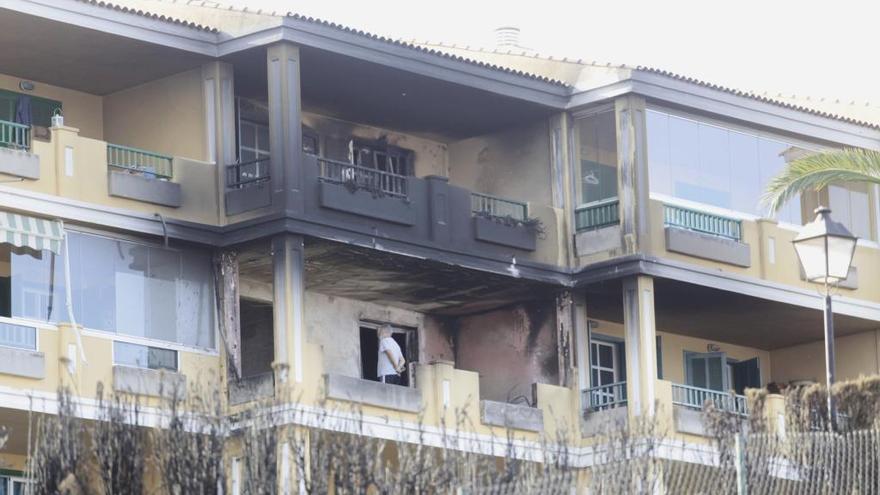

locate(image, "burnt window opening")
[[239, 298, 274, 379], [359, 324, 418, 387], [351, 140, 414, 176]]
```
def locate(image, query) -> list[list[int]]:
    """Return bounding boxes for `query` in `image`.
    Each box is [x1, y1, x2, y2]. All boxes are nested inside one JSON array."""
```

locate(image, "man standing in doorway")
[[378, 325, 406, 385]]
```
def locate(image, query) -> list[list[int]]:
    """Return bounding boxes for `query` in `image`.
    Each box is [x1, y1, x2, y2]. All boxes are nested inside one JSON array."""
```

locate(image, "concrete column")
[[202, 62, 236, 223], [267, 42, 304, 214], [555, 290, 575, 387], [549, 112, 575, 265], [615, 95, 650, 255], [425, 175, 451, 245], [573, 293, 591, 392], [272, 234, 306, 384], [622, 275, 658, 416]]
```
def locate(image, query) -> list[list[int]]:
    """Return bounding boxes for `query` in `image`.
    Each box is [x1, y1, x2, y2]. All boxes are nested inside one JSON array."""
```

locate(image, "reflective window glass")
[[576, 111, 618, 205]]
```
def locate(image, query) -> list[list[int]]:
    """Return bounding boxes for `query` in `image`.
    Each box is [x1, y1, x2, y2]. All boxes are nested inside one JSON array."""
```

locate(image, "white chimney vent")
[[494, 26, 521, 49]]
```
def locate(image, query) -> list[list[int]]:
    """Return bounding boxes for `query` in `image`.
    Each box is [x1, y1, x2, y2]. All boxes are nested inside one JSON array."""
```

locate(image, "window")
[[590, 339, 619, 389], [238, 120, 270, 164], [114, 341, 178, 371], [647, 109, 805, 225], [359, 324, 417, 386], [0, 244, 64, 323], [0, 321, 37, 350], [575, 111, 618, 206], [0, 89, 62, 128], [829, 184, 873, 241], [0, 474, 28, 495], [352, 141, 413, 176], [66, 232, 215, 349], [239, 298, 274, 379], [685, 352, 760, 393]]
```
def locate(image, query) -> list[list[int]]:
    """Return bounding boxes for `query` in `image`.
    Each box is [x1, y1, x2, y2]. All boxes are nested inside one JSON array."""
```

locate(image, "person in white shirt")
[[377, 325, 406, 385]]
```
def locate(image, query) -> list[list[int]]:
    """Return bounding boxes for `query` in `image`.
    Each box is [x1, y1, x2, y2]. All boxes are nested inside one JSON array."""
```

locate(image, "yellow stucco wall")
[[103, 68, 208, 162], [770, 330, 880, 384], [0, 72, 104, 140], [588, 319, 771, 387]]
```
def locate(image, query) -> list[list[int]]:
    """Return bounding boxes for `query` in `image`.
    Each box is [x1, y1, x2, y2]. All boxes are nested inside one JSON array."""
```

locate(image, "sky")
[[224, 0, 878, 103]]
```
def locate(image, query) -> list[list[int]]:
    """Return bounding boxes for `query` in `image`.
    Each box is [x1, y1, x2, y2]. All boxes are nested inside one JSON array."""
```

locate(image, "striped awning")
[[0, 211, 64, 255]]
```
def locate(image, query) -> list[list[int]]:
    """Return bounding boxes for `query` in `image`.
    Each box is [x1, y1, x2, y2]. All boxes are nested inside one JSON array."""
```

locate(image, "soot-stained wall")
[[449, 300, 559, 403]]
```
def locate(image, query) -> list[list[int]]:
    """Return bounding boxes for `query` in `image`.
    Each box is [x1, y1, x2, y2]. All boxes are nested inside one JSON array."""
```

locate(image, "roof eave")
[[567, 70, 880, 150]]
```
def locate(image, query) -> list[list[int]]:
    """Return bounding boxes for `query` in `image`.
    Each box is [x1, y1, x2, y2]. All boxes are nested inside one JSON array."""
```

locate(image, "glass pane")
[[12, 481, 24, 495], [598, 344, 613, 368], [759, 138, 802, 224], [696, 123, 732, 209], [240, 122, 255, 148], [0, 321, 36, 350], [647, 110, 671, 196], [689, 357, 707, 388], [9, 246, 64, 322], [576, 111, 617, 204], [591, 368, 598, 386], [707, 357, 724, 391], [729, 131, 761, 214], [0, 476, 8, 495], [256, 125, 270, 153], [600, 370, 614, 386], [591, 343, 597, 364], [115, 341, 177, 371], [67, 233, 214, 349]]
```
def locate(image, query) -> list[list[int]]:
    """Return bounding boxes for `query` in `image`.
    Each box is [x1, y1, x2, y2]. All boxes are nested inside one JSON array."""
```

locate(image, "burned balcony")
[[316, 157, 416, 225]]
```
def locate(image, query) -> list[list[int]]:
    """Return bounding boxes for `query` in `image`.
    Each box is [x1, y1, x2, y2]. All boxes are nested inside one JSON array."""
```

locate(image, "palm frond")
[[762, 148, 880, 214]]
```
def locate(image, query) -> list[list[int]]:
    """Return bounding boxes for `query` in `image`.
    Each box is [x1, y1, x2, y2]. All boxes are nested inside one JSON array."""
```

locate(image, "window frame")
[[112, 340, 180, 372], [64, 227, 220, 354], [358, 320, 419, 388]]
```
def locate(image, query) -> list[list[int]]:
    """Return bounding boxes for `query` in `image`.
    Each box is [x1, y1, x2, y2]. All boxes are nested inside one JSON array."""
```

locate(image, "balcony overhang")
[[0, 6, 211, 95], [578, 255, 880, 350]]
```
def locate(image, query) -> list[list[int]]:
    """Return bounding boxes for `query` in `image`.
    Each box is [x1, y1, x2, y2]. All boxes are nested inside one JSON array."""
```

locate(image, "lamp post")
[[793, 206, 857, 430]]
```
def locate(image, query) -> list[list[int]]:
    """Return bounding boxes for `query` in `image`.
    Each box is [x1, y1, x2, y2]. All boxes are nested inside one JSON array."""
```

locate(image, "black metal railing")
[[227, 157, 271, 189], [317, 157, 408, 199]]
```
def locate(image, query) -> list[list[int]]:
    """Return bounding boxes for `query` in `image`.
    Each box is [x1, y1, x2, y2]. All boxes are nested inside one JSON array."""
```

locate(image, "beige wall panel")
[[448, 120, 552, 205], [0, 72, 103, 140], [103, 69, 207, 161], [770, 330, 880, 385]]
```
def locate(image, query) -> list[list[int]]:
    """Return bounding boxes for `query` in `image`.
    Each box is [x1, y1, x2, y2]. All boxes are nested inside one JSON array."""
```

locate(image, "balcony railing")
[[471, 192, 528, 221], [227, 157, 271, 189], [664, 204, 742, 241], [107, 143, 173, 180], [575, 198, 619, 232], [317, 157, 408, 199], [671, 383, 748, 416], [582, 381, 627, 413], [0, 319, 37, 350], [0, 119, 30, 151]]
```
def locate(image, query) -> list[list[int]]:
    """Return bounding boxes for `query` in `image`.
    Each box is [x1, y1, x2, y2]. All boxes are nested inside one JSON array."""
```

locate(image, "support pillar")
[[202, 62, 236, 222], [555, 290, 575, 387], [272, 234, 305, 385], [623, 275, 658, 416], [213, 249, 241, 379], [267, 42, 304, 214], [573, 293, 591, 392], [615, 95, 650, 255]]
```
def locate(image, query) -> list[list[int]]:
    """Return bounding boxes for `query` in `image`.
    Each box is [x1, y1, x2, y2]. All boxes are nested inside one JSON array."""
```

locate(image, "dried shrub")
[[152, 382, 225, 495], [92, 383, 145, 495], [28, 388, 86, 494]]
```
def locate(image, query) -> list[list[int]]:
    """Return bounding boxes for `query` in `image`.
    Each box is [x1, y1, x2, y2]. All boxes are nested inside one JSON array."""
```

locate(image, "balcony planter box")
[[665, 226, 750, 268], [229, 372, 275, 405], [0, 147, 39, 180], [473, 216, 537, 251], [108, 170, 182, 208], [319, 181, 416, 226], [480, 400, 544, 432], [113, 365, 187, 399], [0, 347, 44, 379], [324, 374, 421, 413], [226, 182, 271, 216]]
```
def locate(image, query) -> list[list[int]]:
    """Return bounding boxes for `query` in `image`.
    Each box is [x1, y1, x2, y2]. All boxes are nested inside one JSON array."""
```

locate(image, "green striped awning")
[[0, 212, 64, 255]]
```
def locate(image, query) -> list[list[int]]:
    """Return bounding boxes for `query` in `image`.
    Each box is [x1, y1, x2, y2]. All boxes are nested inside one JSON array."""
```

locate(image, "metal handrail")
[[671, 383, 748, 416], [107, 143, 173, 180], [471, 192, 528, 221], [227, 157, 271, 189], [582, 381, 627, 412], [317, 157, 408, 198], [575, 198, 620, 232], [664, 204, 742, 241], [0, 119, 30, 151]]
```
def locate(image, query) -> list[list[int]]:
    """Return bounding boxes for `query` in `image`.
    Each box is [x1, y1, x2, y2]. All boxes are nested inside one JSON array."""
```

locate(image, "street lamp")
[[793, 206, 857, 429]]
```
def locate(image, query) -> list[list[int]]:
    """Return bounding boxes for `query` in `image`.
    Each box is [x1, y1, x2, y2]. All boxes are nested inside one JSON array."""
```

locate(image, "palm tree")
[[763, 148, 880, 213]]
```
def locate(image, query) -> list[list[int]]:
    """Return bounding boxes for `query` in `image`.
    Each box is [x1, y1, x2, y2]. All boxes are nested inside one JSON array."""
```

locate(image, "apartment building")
[[0, 0, 879, 490]]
